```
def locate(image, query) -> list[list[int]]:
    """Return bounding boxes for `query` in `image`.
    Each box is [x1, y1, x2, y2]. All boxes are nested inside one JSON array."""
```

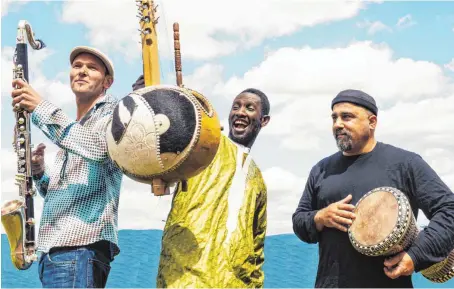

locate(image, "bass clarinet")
[[1, 20, 46, 270]]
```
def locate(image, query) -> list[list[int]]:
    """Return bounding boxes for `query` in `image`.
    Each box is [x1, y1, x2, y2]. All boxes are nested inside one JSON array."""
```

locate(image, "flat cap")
[[70, 46, 114, 79]]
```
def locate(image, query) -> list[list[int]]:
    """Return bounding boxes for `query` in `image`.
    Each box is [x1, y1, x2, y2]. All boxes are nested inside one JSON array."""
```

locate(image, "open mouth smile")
[[233, 119, 249, 131]]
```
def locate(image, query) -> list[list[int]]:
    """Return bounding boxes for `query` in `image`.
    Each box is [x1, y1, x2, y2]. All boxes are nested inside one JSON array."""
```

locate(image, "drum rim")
[[348, 186, 413, 256], [421, 250, 454, 283]]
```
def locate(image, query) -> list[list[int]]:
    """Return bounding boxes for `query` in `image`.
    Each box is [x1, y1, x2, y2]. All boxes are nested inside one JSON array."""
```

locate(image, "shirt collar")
[[229, 138, 251, 154], [94, 93, 116, 109], [79, 94, 116, 125]]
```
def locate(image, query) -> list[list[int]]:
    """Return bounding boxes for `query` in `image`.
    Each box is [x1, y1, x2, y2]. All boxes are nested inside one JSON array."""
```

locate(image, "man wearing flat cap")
[[292, 89, 454, 287], [11, 46, 122, 288]]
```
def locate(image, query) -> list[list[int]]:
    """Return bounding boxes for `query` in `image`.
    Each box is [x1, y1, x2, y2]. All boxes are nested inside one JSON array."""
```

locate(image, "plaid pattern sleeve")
[[31, 95, 124, 257]]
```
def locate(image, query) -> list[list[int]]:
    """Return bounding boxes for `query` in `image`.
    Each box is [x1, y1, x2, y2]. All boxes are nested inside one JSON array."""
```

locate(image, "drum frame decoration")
[[348, 186, 454, 283]]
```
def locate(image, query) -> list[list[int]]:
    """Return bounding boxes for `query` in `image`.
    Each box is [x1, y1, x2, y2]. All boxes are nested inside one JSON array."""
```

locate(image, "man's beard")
[[334, 129, 353, 152]]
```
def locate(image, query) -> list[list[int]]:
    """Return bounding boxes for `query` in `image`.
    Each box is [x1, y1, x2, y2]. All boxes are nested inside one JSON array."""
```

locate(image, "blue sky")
[[1, 0, 454, 235], [217, 1, 454, 73]]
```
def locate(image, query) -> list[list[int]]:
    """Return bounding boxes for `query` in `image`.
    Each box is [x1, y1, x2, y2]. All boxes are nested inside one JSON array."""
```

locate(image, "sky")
[[1, 0, 454, 236]]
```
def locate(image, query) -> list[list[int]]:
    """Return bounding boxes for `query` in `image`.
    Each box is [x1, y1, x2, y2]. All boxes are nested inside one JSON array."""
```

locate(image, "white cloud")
[[2, 0, 10, 17], [117, 179, 173, 230], [263, 166, 306, 193], [357, 20, 392, 35], [396, 14, 416, 28], [205, 41, 452, 153], [59, 0, 368, 60], [262, 167, 307, 235], [1, 0, 30, 17], [60, 0, 141, 61], [184, 64, 224, 95], [445, 59, 454, 72], [377, 96, 454, 155]]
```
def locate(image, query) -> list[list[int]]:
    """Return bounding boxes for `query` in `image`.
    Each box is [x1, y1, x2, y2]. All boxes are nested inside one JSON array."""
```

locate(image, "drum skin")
[[348, 186, 454, 283], [348, 187, 417, 257], [105, 84, 221, 184]]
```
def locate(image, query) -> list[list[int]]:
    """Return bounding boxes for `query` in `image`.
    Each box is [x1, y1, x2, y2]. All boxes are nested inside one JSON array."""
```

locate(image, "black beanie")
[[331, 89, 378, 116]]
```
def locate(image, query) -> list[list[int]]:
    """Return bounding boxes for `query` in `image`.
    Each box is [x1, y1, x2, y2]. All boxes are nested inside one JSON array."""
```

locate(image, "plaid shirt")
[[31, 94, 123, 257]]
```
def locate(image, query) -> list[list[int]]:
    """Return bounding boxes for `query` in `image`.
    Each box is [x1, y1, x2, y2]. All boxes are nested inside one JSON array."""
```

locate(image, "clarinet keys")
[[19, 148, 25, 158], [14, 103, 21, 111], [15, 173, 25, 186]]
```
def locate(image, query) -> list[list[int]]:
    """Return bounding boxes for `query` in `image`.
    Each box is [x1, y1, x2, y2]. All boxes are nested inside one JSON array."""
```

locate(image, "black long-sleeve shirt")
[[292, 142, 454, 288]]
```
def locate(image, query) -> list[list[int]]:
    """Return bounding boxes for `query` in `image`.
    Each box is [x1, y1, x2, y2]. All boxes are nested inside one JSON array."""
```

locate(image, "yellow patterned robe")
[[157, 134, 267, 288]]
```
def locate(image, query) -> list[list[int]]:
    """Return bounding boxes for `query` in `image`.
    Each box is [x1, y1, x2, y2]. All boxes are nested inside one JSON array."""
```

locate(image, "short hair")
[[241, 88, 270, 116]]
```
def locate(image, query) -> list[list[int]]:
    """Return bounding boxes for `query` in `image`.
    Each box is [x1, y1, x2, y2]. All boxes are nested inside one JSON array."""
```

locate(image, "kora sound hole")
[[142, 89, 196, 154]]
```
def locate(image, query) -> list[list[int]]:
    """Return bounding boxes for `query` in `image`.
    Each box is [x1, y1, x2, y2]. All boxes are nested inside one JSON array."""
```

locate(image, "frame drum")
[[348, 187, 454, 283]]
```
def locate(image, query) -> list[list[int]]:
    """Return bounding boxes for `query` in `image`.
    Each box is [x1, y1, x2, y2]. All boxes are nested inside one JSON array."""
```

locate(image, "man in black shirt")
[[292, 89, 454, 288]]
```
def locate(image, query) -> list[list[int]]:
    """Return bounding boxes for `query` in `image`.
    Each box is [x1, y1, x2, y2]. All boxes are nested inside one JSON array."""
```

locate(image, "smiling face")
[[331, 102, 377, 155], [228, 92, 269, 147], [70, 52, 112, 102]]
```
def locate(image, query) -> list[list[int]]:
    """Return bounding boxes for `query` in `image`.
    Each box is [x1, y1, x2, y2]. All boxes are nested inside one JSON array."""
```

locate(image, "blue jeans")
[[38, 247, 111, 288]]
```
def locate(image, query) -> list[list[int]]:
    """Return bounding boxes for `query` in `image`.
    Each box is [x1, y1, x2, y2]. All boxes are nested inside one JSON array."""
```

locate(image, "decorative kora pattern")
[[348, 186, 454, 283], [105, 84, 221, 191]]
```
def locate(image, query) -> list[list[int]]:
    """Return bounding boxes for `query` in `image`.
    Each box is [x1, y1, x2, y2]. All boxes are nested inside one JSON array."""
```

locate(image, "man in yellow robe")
[[156, 88, 271, 288]]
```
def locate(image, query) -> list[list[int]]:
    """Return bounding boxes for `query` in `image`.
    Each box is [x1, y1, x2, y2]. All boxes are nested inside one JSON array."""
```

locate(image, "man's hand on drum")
[[383, 251, 415, 279], [314, 194, 356, 232]]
